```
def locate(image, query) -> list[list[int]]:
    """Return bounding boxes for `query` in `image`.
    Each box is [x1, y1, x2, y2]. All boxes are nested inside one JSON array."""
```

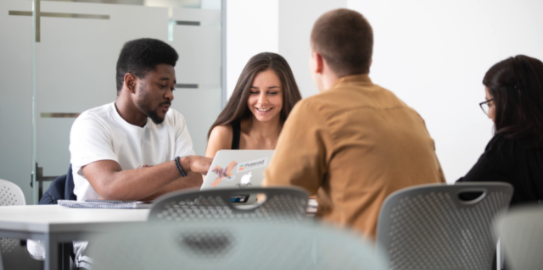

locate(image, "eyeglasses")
[[479, 99, 494, 115]]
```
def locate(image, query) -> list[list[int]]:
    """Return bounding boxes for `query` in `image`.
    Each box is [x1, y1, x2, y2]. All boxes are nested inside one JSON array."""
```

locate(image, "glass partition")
[[0, 0, 224, 204]]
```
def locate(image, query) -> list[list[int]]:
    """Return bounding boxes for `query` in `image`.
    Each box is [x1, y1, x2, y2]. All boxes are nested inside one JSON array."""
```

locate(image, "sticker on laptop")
[[230, 194, 249, 203], [237, 158, 268, 173], [211, 161, 238, 187], [223, 175, 236, 182]]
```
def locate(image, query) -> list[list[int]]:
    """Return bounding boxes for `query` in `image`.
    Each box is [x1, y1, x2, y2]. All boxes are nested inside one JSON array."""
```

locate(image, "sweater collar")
[[329, 74, 373, 90]]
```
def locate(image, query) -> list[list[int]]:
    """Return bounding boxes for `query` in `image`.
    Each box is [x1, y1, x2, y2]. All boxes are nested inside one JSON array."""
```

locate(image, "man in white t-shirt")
[[25, 38, 214, 270], [70, 38, 211, 202]]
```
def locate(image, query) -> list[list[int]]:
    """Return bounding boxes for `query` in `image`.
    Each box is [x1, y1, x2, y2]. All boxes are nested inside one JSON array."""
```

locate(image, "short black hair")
[[116, 38, 179, 92]]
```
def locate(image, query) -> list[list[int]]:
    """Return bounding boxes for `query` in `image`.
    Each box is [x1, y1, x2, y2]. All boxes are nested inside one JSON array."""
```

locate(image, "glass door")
[[0, 0, 224, 204]]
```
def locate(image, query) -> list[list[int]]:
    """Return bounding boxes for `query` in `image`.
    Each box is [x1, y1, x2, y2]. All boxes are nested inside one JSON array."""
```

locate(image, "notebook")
[[58, 200, 152, 209]]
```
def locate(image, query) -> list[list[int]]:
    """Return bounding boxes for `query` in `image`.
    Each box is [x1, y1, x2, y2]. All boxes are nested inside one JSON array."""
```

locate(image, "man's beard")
[[137, 97, 169, 124], [146, 109, 164, 124]]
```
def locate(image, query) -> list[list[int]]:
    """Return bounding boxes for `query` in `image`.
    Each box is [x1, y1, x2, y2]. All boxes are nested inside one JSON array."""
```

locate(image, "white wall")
[[347, 0, 543, 182], [278, 0, 347, 98], [226, 0, 348, 99], [226, 0, 543, 182], [226, 0, 278, 99]]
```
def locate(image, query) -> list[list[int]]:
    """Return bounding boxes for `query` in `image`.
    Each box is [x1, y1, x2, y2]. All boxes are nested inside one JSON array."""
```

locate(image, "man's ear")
[[313, 52, 324, 75], [124, 73, 137, 94]]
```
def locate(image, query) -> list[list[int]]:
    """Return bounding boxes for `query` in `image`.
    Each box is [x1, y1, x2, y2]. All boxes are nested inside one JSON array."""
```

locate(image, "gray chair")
[[148, 187, 310, 222], [493, 205, 543, 270], [0, 179, 25, 206], [376, 182, 513, 270], [86, 220, 388, 270], [0, 179, 43, 270]]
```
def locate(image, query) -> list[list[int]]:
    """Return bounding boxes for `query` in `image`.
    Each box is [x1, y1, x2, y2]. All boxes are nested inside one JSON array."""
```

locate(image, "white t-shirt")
[[69, 102, 195, 201]]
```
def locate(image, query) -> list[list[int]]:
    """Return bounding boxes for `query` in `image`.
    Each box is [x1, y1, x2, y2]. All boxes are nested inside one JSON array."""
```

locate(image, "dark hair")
[[207, 52, 302, 138], [310, 9, 373, 77], [483, 55, 543, 144], [116, 38, 179, 93]]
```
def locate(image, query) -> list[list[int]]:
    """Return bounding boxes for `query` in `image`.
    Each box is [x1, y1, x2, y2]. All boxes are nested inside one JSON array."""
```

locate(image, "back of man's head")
[[116, 38, 179, 93], [311, 9, 373, 77]]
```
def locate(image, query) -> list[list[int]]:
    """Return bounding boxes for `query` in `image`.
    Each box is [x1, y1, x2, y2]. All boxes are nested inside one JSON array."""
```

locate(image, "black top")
[[457, 133, 543, 206], [231, 121, 241, 150]]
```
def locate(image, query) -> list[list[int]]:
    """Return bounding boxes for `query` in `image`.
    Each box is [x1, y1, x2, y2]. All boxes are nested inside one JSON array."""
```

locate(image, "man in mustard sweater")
[[264, 9, 445, 240]]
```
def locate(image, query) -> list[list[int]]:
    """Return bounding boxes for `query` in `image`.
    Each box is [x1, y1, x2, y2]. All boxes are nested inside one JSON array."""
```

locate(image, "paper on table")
[[58, 200, 151, 209]]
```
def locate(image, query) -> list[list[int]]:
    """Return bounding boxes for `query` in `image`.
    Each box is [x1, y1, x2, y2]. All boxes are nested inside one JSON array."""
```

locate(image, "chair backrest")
[[493, 205, 543, 270], [39, 164, 76, 204], [148, 187, 309, 222], [0, 179, 25, 206], [38, 174, 66, 205], [376, 182, 513, 270], [0, 180, 43, 269], [86, 220, 388, 270]]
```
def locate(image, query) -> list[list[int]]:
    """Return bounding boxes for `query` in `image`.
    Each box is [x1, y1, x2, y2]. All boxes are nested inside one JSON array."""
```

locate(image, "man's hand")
[[81, 155, 212, 201], [180, 156, 213, 175]]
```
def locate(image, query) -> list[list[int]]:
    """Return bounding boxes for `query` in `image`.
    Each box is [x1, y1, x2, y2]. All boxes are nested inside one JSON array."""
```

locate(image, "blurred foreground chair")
[[377, 182, 513, 270], [86, 221, 388, 270], [493, 205, 543, 270], [0, 179, 43, 270], [148, 187, 309, 222]]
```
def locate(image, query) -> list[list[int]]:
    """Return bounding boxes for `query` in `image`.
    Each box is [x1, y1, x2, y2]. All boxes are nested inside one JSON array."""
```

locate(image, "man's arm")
[[140, 171, 203, 201], [82, 155, 211, 201], [415, 112, 447, 183], [263, 101, 333, 194]]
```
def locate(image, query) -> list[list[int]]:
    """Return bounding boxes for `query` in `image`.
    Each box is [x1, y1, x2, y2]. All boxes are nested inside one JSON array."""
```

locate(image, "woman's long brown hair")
[[207, 52, 302, 138]]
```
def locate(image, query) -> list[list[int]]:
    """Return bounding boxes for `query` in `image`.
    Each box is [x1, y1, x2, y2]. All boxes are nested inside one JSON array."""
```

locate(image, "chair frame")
[[493, 205, 543, 270], [148, 187, 309, 221], [377, 182, 513, 270], [0, 179, 43, 270]]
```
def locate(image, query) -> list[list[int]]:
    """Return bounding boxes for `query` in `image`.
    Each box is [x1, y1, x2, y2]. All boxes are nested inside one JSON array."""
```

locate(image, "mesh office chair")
[[493, 205, 543, 270], [148, 187, 310, 223], [0, 179, 43, 270], [376, 182, 513, 270], [86, 221, 388, 270]]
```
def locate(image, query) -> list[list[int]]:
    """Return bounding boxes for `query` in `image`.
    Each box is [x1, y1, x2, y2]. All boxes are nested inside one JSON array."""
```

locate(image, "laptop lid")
[[201, 150, 275, 192]]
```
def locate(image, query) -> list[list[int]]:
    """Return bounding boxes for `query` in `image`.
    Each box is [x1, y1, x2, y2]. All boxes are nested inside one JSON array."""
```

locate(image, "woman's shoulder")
[[487, 132, 513, 146], [206, 124, 234, 157], [210, 124, 234, 138], [481, 133, 517, 164]]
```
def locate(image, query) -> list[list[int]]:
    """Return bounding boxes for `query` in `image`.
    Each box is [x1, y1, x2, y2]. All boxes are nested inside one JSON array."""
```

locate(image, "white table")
[[0, 205, 149, 270]]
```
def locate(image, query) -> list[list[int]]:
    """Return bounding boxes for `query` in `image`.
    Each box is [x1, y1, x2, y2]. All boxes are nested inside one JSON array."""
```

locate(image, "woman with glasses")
[[458, 55, 543, 206]]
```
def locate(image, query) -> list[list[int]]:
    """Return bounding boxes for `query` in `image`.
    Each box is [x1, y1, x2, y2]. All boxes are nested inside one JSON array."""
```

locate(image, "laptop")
[[201, 150, 275, 203]]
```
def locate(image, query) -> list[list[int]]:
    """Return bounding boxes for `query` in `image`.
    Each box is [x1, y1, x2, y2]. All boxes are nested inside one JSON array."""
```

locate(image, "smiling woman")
[[205, 52, 302, 158]]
